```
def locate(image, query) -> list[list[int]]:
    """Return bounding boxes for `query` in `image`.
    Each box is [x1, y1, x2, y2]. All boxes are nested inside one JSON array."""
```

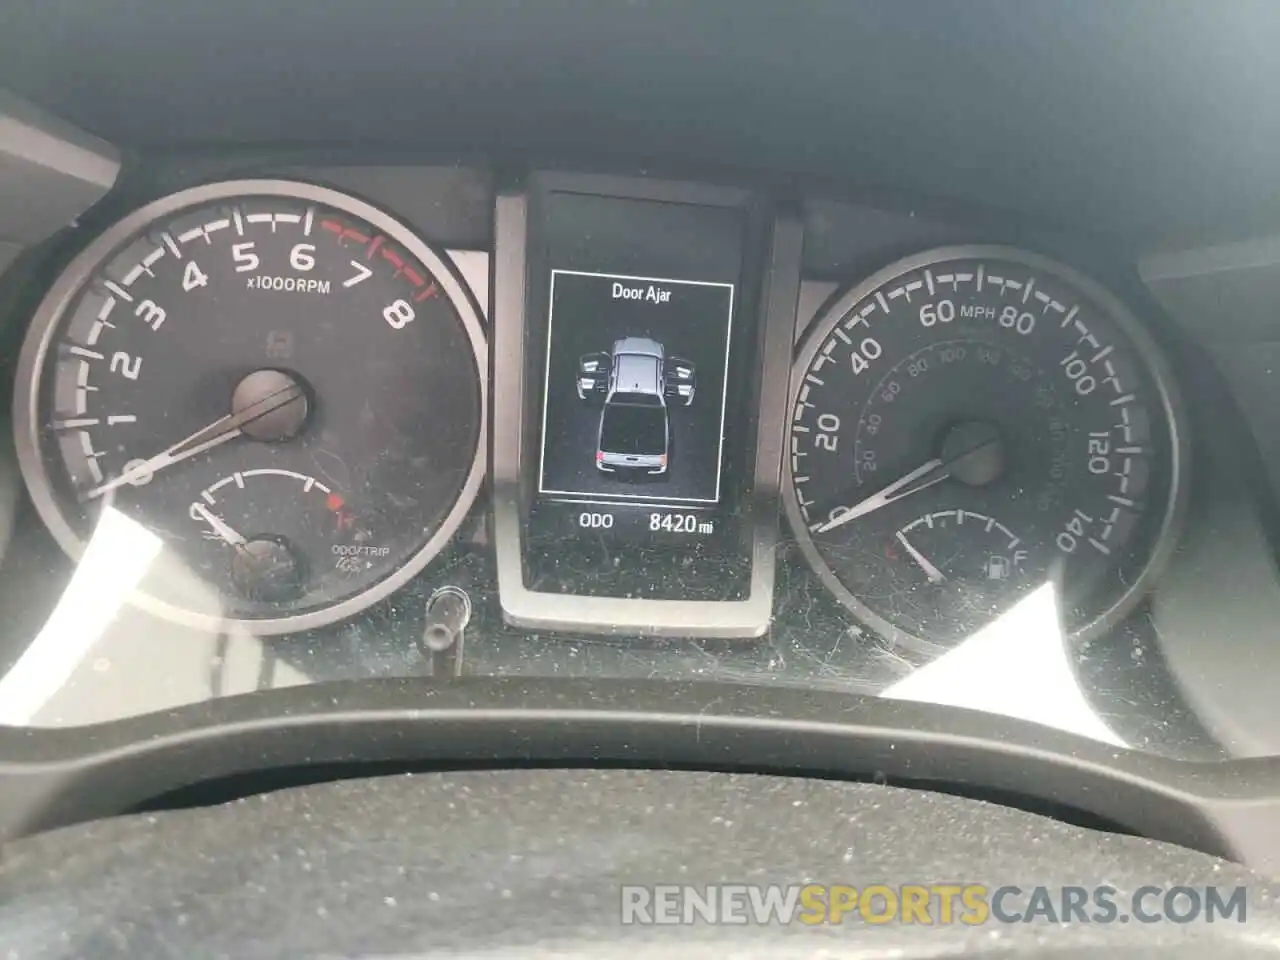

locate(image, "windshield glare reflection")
[[0, 511, 1124, 749], [0, 507, 313, 726], [882, 580, 1124, 747], [0, 507, 162, 724]]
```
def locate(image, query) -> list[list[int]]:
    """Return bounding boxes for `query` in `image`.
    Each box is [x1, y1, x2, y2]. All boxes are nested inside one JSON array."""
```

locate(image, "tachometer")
[[15, 180, 486, 633], [785, 247, 1186, 653]]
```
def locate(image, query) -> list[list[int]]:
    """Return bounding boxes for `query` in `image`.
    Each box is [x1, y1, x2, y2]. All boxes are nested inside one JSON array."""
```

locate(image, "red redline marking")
[[288, 221, 429, 291], [319, 220, 372, 246]]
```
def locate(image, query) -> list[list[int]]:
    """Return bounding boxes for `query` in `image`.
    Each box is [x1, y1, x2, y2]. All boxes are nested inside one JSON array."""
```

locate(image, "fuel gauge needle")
[[896, 530, 947, 583], [190, 502, 248, 548]]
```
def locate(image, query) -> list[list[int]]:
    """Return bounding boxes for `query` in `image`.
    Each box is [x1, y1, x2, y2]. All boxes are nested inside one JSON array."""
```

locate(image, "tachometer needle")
[[83, 380, 305, 500], [896, 530, 947, 583], [190, 502, 247, 547]]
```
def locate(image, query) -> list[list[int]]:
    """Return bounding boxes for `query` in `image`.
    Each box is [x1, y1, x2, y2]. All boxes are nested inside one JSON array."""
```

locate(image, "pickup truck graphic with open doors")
[[576, 337, 696, 475]]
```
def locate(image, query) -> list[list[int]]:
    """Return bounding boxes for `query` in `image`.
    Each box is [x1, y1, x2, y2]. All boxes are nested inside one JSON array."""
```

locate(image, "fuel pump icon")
[[986, 549, 1028, 581]]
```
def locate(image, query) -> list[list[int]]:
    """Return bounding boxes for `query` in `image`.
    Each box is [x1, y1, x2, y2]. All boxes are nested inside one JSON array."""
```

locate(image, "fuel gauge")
[[187, 467, 356, 606], [875, 509, 1047, 645]]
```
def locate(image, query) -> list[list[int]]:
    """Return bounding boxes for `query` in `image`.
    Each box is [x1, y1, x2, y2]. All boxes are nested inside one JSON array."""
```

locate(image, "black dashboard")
[[4, 0, 1280, 881]]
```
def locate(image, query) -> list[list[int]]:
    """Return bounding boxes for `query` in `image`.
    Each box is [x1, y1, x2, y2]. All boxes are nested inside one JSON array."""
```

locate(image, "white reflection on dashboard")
[[0, 506, 162, 724], [0, 506, 311, 727], [881, 581, 1125, 748]]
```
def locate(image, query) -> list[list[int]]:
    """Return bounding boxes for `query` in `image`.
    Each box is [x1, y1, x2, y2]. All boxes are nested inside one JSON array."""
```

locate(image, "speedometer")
[[785, 247, 1186, 653], [15, 180, 486, 634]]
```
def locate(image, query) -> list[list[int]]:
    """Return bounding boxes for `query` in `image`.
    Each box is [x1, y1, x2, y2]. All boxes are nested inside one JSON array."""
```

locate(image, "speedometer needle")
[[816, 434, 1003, 534], [83, 380, 305, 501], [817, 458, 949, 533]]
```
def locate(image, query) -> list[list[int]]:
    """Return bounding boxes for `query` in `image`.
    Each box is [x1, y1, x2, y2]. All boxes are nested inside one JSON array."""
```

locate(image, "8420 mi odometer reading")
[[785, 247, 1185, 652]]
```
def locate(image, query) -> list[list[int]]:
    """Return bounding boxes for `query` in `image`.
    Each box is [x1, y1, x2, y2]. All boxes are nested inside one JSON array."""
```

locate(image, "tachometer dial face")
[[785, 247, 1186, 653], [15, 180, 487, 634]]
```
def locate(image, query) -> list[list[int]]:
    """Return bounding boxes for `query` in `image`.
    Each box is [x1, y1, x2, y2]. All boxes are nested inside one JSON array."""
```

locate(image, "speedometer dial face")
[[15, 180, 487, 634], [785, 247, 1185, 653]]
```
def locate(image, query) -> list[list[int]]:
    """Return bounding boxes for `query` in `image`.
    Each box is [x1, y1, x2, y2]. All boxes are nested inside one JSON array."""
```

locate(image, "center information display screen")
[[523, 190, 758, 599], [538, 270, 735, 517]]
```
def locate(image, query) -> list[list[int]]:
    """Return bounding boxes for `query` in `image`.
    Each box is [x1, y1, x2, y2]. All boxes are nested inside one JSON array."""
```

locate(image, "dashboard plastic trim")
[[2, 678, 1279, 875], [0, 90, 120, 247]]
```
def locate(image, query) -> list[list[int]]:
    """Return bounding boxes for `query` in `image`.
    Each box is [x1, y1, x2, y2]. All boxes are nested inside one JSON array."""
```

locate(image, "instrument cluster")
[[0, 160, 1248, 761], [9, 172, 1185, 650]]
